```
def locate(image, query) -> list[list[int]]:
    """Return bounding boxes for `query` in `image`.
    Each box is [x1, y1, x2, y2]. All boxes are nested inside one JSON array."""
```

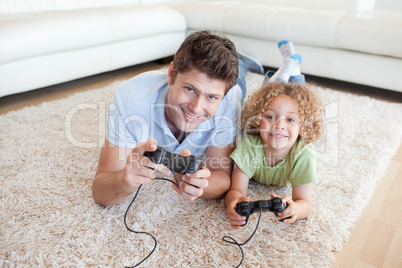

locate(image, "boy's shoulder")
[[238, 134, 262, 150], [291, 140, 317, 162]]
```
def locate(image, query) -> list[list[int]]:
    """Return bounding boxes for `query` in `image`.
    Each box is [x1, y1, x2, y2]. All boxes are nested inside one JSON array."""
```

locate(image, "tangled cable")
[[222, 206, 262, 267], [123, 170, 179, 268], [123, 162, 262, 268]]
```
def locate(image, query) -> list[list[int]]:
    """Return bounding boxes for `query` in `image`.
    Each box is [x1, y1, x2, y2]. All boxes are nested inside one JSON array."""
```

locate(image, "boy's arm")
[[225, 164, 249, 206], [225, 164, 250, 229], [275, 182, 314, 223]]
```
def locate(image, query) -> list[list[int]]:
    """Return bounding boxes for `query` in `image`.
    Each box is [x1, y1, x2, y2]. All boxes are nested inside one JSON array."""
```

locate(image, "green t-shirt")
[[230, 135, 318, 187]]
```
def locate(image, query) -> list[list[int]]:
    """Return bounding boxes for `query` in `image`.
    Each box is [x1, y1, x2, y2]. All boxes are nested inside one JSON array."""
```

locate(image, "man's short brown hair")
[[172, 31, 239, 94]]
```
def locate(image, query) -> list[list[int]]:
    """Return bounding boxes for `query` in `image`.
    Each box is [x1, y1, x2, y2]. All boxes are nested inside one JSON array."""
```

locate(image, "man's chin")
[[180, 120, 204, 133]]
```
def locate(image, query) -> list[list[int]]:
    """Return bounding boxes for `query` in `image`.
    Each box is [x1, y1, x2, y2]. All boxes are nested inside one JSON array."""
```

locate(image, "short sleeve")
[[207, 84, 241, 147], [208, 109, 238, 147], [230, 136, 259, 179], [105, 91, 137, 149], [289, 144, 318, 186]]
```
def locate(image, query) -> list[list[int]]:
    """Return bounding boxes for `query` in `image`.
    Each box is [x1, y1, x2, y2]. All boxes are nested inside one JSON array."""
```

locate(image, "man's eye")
[[186, 87, 194, 93], [208, 95, 217, 100]]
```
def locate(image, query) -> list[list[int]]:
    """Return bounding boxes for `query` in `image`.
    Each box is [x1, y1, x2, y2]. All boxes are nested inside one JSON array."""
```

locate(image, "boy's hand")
[[227, 196, 249, 229], [271, 193, 297, 224], [171, 149, 210, 202]]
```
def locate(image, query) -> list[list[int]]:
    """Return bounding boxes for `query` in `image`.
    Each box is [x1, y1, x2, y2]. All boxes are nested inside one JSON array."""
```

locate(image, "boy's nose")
[[274, 118, 285, 129]]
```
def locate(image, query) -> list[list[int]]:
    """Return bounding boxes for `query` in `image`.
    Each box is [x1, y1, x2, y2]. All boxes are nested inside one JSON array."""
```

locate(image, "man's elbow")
[[91, 176, 113, 207], [201, 171, 231, 200]]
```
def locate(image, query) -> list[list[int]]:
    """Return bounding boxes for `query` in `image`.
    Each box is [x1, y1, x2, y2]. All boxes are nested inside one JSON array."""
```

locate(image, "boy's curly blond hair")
[[242, 82, 325, 143]]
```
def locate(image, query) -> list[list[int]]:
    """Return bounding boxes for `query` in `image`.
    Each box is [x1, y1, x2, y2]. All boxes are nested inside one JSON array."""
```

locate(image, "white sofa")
[[1, 0, 401, 98], [0, 0, 187, 97], [166, 0, 402, 93]]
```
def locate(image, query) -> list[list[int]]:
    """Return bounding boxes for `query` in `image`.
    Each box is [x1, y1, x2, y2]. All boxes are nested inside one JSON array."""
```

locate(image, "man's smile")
[[181, 106, 204, 122]]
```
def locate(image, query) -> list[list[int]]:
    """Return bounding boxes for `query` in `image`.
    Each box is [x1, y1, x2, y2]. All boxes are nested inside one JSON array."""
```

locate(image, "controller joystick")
[[235, 197, 287, 226], [144, 146, 202, 174]]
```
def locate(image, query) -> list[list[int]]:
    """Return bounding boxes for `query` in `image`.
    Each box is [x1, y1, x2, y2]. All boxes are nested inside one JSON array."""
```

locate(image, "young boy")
[[225, 41, 325, 228]]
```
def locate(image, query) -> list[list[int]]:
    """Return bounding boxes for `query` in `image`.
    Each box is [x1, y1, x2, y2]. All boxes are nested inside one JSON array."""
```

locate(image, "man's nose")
[[189, 97, 204, 114]]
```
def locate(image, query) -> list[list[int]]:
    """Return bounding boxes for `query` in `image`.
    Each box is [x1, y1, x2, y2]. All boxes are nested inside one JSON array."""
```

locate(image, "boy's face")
[[165, 62, 227, 136], [258, 94, 301, 156]]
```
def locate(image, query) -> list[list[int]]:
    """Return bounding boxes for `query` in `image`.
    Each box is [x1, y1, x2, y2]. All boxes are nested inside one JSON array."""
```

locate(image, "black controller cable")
[[123, 161, 180, 268], [222, 206, 263, 268]]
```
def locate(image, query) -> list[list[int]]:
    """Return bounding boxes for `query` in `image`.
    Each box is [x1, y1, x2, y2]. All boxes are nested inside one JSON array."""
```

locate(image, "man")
[[92, 31, 263, 206]]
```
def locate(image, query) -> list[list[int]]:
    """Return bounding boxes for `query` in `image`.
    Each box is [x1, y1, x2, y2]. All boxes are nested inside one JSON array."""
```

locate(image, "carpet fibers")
[[1, 73, 401, 267]]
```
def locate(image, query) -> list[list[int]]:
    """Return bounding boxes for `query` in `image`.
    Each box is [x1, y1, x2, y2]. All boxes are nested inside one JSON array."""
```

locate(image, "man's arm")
[[174, 143, 235, 201], [202, 143, 235, 199], [92, 139, 171, 206]]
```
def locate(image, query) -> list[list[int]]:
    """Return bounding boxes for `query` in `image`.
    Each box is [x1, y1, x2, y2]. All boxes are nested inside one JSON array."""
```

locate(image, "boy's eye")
[[266, 115, 275, 120], [287, 118, 298, 123]]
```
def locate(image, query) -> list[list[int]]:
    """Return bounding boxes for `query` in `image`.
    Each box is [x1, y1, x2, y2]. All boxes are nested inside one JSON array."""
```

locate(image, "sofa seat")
[[0, 4, 186, 97], [166, 0, 402, 92]]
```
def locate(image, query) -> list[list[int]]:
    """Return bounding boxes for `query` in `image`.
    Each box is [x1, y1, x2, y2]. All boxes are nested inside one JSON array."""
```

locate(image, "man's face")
[[165, 62, 227, 136]]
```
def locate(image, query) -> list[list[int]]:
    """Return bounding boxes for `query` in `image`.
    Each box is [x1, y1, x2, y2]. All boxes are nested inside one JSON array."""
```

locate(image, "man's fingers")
[[127, 152, 171, 177], [131, 139, 157, 155], [185, 167, 210, 179], [178, 148, 191, 156], [180, 190, 198, 202]]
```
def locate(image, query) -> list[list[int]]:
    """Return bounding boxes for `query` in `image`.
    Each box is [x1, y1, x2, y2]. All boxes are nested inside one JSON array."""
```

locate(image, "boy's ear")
[[168, 61, 174, 86]]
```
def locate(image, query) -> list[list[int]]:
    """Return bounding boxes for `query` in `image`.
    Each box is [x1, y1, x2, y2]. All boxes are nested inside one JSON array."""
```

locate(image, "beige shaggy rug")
[[1, 72, 401, 267]]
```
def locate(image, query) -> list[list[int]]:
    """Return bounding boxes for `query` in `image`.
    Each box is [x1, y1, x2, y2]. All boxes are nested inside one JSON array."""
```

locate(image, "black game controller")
[[144, 146, 202, 174], [235, 197, 288, 226]]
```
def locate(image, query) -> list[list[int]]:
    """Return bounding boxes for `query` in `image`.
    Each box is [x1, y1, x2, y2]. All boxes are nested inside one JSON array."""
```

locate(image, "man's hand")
[[171, 149, 211, 201], [123, 139, 172, 191]]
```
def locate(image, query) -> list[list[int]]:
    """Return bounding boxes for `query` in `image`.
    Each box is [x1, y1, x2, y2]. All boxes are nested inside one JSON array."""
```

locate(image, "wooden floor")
[[1, 62, 401, 267]]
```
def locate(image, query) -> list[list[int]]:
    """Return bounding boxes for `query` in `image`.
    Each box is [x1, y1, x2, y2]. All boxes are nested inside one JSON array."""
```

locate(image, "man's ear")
[[168, 61, 174, 86]]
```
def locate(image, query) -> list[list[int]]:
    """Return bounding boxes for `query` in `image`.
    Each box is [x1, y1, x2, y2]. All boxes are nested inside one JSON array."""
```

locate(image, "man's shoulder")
[[222, 84, 241, 105], [214, 84, 241, 116], [114, 70, 168, 105]]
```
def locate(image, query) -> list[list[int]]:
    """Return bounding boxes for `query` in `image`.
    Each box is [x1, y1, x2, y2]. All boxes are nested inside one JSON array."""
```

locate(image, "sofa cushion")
[[252, 0, 376, 12], [166, 0, 376, 12], [222, 5, 346, 48], [167, 1, 347, 47], [0, 4, 186, 64], [335, 10, 402, 58], [0, 0, 140, 14], [168, 1, 402, 59]]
